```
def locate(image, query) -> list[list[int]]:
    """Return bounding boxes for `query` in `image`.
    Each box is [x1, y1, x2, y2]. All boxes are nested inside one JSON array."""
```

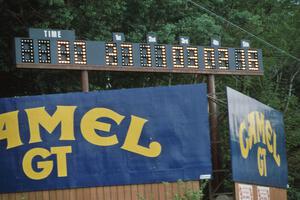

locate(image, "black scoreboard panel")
[[14, 36, 263, 75]]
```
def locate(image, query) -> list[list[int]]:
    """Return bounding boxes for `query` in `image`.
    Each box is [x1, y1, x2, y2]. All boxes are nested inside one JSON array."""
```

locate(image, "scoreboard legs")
[[81, 70, 89, 92], [208, 74, 221, 198]]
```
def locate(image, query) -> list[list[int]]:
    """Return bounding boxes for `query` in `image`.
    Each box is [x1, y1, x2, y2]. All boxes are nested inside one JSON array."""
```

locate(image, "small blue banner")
[[227, 87, 288, 188], [0, 84, 211, 193]]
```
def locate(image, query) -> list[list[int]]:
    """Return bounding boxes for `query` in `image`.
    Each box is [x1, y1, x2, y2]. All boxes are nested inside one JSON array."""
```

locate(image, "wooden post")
[[81, 70, 89, 92], [207, 74, 220, 198]]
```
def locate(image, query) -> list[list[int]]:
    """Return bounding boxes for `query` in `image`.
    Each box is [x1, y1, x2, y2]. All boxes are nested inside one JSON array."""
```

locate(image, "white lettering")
[[181, 38, 189, 45], [148, 36, 156, 43], [212, 39, 220, 46], [242, 41, 250, 48], [115, 34, 122, 41], [51, 31, 57, 38], [43, 30, 62, 38]]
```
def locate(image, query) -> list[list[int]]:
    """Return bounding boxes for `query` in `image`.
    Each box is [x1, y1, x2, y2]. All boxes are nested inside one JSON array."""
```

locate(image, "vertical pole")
[[207, 74, 220, 198], [81, 70, 89, 92], [209, 180, 213, 200]]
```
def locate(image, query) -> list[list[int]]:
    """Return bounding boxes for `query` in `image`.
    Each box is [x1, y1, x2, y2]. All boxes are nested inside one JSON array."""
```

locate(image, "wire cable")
[[187, 0, 300, 63]]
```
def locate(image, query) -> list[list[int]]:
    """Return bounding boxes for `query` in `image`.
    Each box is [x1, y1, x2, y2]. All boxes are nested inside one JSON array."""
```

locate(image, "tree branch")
[[284, 63, 300, 113]]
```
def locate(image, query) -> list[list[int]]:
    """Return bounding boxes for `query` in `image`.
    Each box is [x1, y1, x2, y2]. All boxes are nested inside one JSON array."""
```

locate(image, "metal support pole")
[[81, 70, 89, 92], [209, 180, 213, 200], [207, 74, 220, 198]]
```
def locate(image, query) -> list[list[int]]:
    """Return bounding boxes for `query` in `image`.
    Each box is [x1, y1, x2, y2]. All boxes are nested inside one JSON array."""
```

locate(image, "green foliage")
[[136, 181, 205, 200], [173, 189, 203, 200], [173, 181, 206, 200]]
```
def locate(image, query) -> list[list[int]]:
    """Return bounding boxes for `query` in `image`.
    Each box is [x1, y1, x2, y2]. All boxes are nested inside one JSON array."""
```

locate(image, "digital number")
[[154, 45, 166, 67], [74, 41, 87, 64], [121, 43, 133, 66], [248, 50, 259, 70], [187, 47, 198, 68], [204, 48, 216, 69], [38, 40, 51, 63], [105, 43, 118, 66], [21, 39, 34, 63], [57, 41, 70, 64], [140, 44, 151, 67], [172, 46, 184, 68], [218, 48, 229, 69], [235, 49, 246, 70]]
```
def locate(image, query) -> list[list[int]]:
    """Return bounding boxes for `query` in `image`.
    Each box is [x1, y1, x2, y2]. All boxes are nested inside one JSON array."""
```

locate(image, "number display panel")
[[15, 37, 263, 75]]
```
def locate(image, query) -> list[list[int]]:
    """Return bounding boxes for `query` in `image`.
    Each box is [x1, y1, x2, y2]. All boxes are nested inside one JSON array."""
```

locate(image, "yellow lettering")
[[121, 115, 161, 157], [265, 120, 273, 153], [240, 112, 282, 175], [0, 111, 23, 149], [239, 121, 249, 158], [22, 148, 53, 180], [25, 106, 77, 144], [255, 112, 266, 144], [51, 146, 72, 177], [272, 131, 281, 166], [80, 108, 125, 146], [257, 147, 267, 176], [247, 112, 257, 148]]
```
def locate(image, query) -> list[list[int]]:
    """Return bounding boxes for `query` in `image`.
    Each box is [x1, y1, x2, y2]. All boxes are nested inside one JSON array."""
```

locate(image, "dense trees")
[[0, 0, 299, 198]]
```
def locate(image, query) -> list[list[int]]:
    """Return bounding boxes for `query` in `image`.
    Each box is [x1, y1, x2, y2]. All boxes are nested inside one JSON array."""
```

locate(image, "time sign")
[[14, 28, 263, 75]]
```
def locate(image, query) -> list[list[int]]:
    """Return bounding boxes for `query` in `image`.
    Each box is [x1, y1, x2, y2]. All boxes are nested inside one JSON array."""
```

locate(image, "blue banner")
[[227, 87, 288, 188], [0, 84, 211, 193]]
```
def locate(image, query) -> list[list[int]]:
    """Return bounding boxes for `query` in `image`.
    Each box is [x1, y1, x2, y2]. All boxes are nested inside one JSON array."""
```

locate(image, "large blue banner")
[[0, 84, 211, 193], [227, 87, 288, 188]]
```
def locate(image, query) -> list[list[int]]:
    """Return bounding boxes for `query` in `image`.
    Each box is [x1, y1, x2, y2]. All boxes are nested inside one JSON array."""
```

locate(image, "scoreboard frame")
[[14, 28, 263, 76]]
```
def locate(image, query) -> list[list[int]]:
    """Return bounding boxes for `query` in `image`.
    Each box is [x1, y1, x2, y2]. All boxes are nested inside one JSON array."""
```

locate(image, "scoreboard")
[[14, 28, 263, 75]]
